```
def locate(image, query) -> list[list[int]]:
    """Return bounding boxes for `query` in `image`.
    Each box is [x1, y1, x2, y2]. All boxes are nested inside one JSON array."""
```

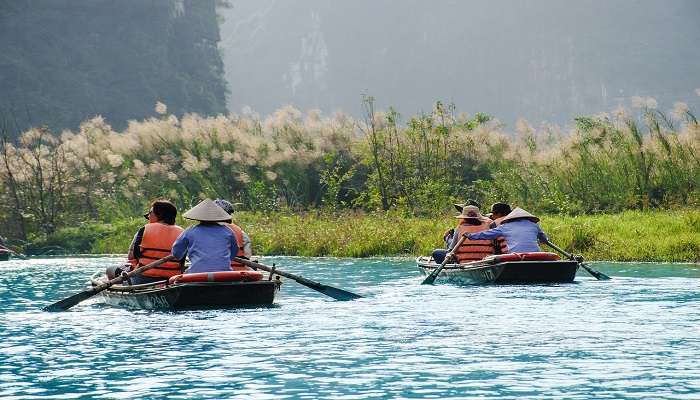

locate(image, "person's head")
[[214, 199, 235, 214], [490, 202, 512, 220], [214, 198, 235, 223], [144, 200, 177, 225]]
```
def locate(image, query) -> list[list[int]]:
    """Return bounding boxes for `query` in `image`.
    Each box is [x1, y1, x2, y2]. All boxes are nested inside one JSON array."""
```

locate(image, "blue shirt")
[[467, 219, 548, 253], [171, 224, 238, 273]]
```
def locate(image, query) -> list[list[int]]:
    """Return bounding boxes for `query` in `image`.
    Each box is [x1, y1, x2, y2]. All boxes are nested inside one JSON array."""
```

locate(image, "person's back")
[[174, 223, 237, 273], [452, 219, 494, 262], [495, 219, 545, 253], [122, 200, 183, 284], [213, 198, 254, 271], [442, 205, 495, 263], [170, 199, 238, 274], [466, 208, 548, 254]]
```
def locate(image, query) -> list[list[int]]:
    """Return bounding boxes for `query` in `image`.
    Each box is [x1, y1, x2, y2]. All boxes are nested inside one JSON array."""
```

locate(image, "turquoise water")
[[1, 257, 699, 399]]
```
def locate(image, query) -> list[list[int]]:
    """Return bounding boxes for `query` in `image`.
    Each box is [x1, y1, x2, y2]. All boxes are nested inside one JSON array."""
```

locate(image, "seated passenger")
[[171, 199, 238, 273], [440, 199, 482, 251], [124, 200, 184, 284], [433, 205, 494, 264], [466, 207, 549, 253], [214, 198, 253, 271], [487, 202, 512, 254]]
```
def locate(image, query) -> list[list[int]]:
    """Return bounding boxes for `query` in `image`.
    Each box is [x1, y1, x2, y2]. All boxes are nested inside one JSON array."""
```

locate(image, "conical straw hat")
[[183, 199, 232, 222], [500, 207, 540, 223]]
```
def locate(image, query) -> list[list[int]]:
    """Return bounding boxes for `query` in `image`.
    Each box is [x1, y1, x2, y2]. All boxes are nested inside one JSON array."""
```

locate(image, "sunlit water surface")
[[1, 257, 699, 399]]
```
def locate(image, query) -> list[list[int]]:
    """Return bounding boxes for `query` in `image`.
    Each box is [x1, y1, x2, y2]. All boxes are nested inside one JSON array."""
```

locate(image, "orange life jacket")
[[226, 223, 251, 271], [453, 221, 495, 262], [134, 223, 184, 278], [490, 217, 508, 254]]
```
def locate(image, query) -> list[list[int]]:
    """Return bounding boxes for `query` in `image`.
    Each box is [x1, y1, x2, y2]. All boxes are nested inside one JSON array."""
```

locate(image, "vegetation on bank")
[[1, 97, 699, 257], [17, 210, 700, 263]]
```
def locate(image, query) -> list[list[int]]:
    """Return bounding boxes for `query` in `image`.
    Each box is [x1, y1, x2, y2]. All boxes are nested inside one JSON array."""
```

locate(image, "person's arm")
[[241, 230, 252, 259], [229, 230, 238, 261], [466, 226, 504, 241], [171, 230, 189, 261], [128, 227, 145, 260], [537, 225, 549, 243]]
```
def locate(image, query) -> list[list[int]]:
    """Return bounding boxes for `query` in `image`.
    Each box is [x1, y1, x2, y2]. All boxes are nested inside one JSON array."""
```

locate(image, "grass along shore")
[[21, 209, 700, 263]]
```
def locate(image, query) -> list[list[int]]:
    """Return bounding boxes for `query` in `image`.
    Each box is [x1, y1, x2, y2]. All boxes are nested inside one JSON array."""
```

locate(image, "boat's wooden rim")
[[90, 272, 275, 293], [416, 256, 577, 271]]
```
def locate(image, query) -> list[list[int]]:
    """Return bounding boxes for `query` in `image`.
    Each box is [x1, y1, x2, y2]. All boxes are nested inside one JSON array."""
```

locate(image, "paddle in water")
[[543, 240, 611, 280], [43, 255, 176, 312], [421, 233, 468, 285], [234, 257, 363, 301]]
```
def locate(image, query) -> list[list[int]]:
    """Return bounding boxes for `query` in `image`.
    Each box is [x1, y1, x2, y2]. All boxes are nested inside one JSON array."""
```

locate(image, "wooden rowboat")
[[89, 271, 280, 310], [416, 252, 579, 285]]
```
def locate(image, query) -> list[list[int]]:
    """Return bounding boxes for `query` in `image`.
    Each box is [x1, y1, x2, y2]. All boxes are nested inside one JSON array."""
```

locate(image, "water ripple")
[[0, 257, 699, 398]]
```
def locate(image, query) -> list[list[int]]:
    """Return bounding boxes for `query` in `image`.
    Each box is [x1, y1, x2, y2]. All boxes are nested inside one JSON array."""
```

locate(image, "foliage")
[[17, 210, 700, 262], [1, 99, 699, 246]]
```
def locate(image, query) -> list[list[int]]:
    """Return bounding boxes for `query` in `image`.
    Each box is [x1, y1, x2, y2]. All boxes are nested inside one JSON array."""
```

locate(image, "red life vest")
[[135, 223, 184, 278], [490, 217, 509, 254], [225, 223, 251, 271], [453, 221, 495, 262]]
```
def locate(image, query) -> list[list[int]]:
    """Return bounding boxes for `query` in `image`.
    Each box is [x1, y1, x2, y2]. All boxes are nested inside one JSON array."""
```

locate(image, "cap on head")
[[214, 198, 235, 215]]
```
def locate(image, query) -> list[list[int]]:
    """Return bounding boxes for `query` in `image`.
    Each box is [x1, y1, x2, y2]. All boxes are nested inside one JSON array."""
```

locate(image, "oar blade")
[[43, 289, 96, 312], [313, 284, 363, 301], [582, 263, 611, 280], [421, 271, 439, 285]]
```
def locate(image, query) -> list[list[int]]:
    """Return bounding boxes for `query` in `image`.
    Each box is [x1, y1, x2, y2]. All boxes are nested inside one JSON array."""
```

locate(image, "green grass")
[[24, 210, 700, 262]]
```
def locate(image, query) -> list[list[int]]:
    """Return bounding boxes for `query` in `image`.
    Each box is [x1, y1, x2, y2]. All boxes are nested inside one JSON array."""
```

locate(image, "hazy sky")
[[220, 0, 700, 127]]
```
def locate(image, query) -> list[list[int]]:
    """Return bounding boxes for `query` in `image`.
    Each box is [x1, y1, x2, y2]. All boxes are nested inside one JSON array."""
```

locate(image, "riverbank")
[[20, 209, 700, 262]]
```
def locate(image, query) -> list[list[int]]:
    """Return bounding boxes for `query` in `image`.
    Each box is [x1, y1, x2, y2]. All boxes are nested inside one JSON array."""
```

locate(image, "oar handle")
[[543, 240, 575, 260], [234, 257, 322, 288], [93, 255, 177, 292], [543, 240, 610, 280], [234, 257, 363, 300], [422, 233, 468, 285]]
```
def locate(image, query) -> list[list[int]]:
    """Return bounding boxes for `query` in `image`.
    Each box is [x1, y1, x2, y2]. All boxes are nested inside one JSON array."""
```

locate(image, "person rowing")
[[465, 207, 549, 253], [214, 198, 254, 271], [118, 200, 184, 284], [433, 205, 495, 264], [171, 199, 239, 273], [440, 199, 482, 250]]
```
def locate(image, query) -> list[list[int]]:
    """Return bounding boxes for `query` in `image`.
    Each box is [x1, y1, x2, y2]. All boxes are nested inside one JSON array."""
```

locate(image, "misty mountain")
[[220, 0, 700, 127], [0, 0, 226, 136]]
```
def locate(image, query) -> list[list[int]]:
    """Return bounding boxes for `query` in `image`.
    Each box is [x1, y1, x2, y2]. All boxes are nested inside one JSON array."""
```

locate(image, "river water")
[[1, 257, 699, 399]]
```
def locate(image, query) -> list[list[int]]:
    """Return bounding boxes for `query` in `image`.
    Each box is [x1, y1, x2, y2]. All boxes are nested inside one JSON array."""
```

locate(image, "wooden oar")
[[234, 257, 363, 301], [421, 233, 468, 285], [9, 250, 28, 260], [1, 246, 27, 259], [43, 255, 176, 312], [543, 240, 611, 280]]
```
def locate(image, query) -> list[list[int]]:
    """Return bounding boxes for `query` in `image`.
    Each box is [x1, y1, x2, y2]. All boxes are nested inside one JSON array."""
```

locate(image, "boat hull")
[[417, 256, 579, 285], [92, 274, 278, 310]]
